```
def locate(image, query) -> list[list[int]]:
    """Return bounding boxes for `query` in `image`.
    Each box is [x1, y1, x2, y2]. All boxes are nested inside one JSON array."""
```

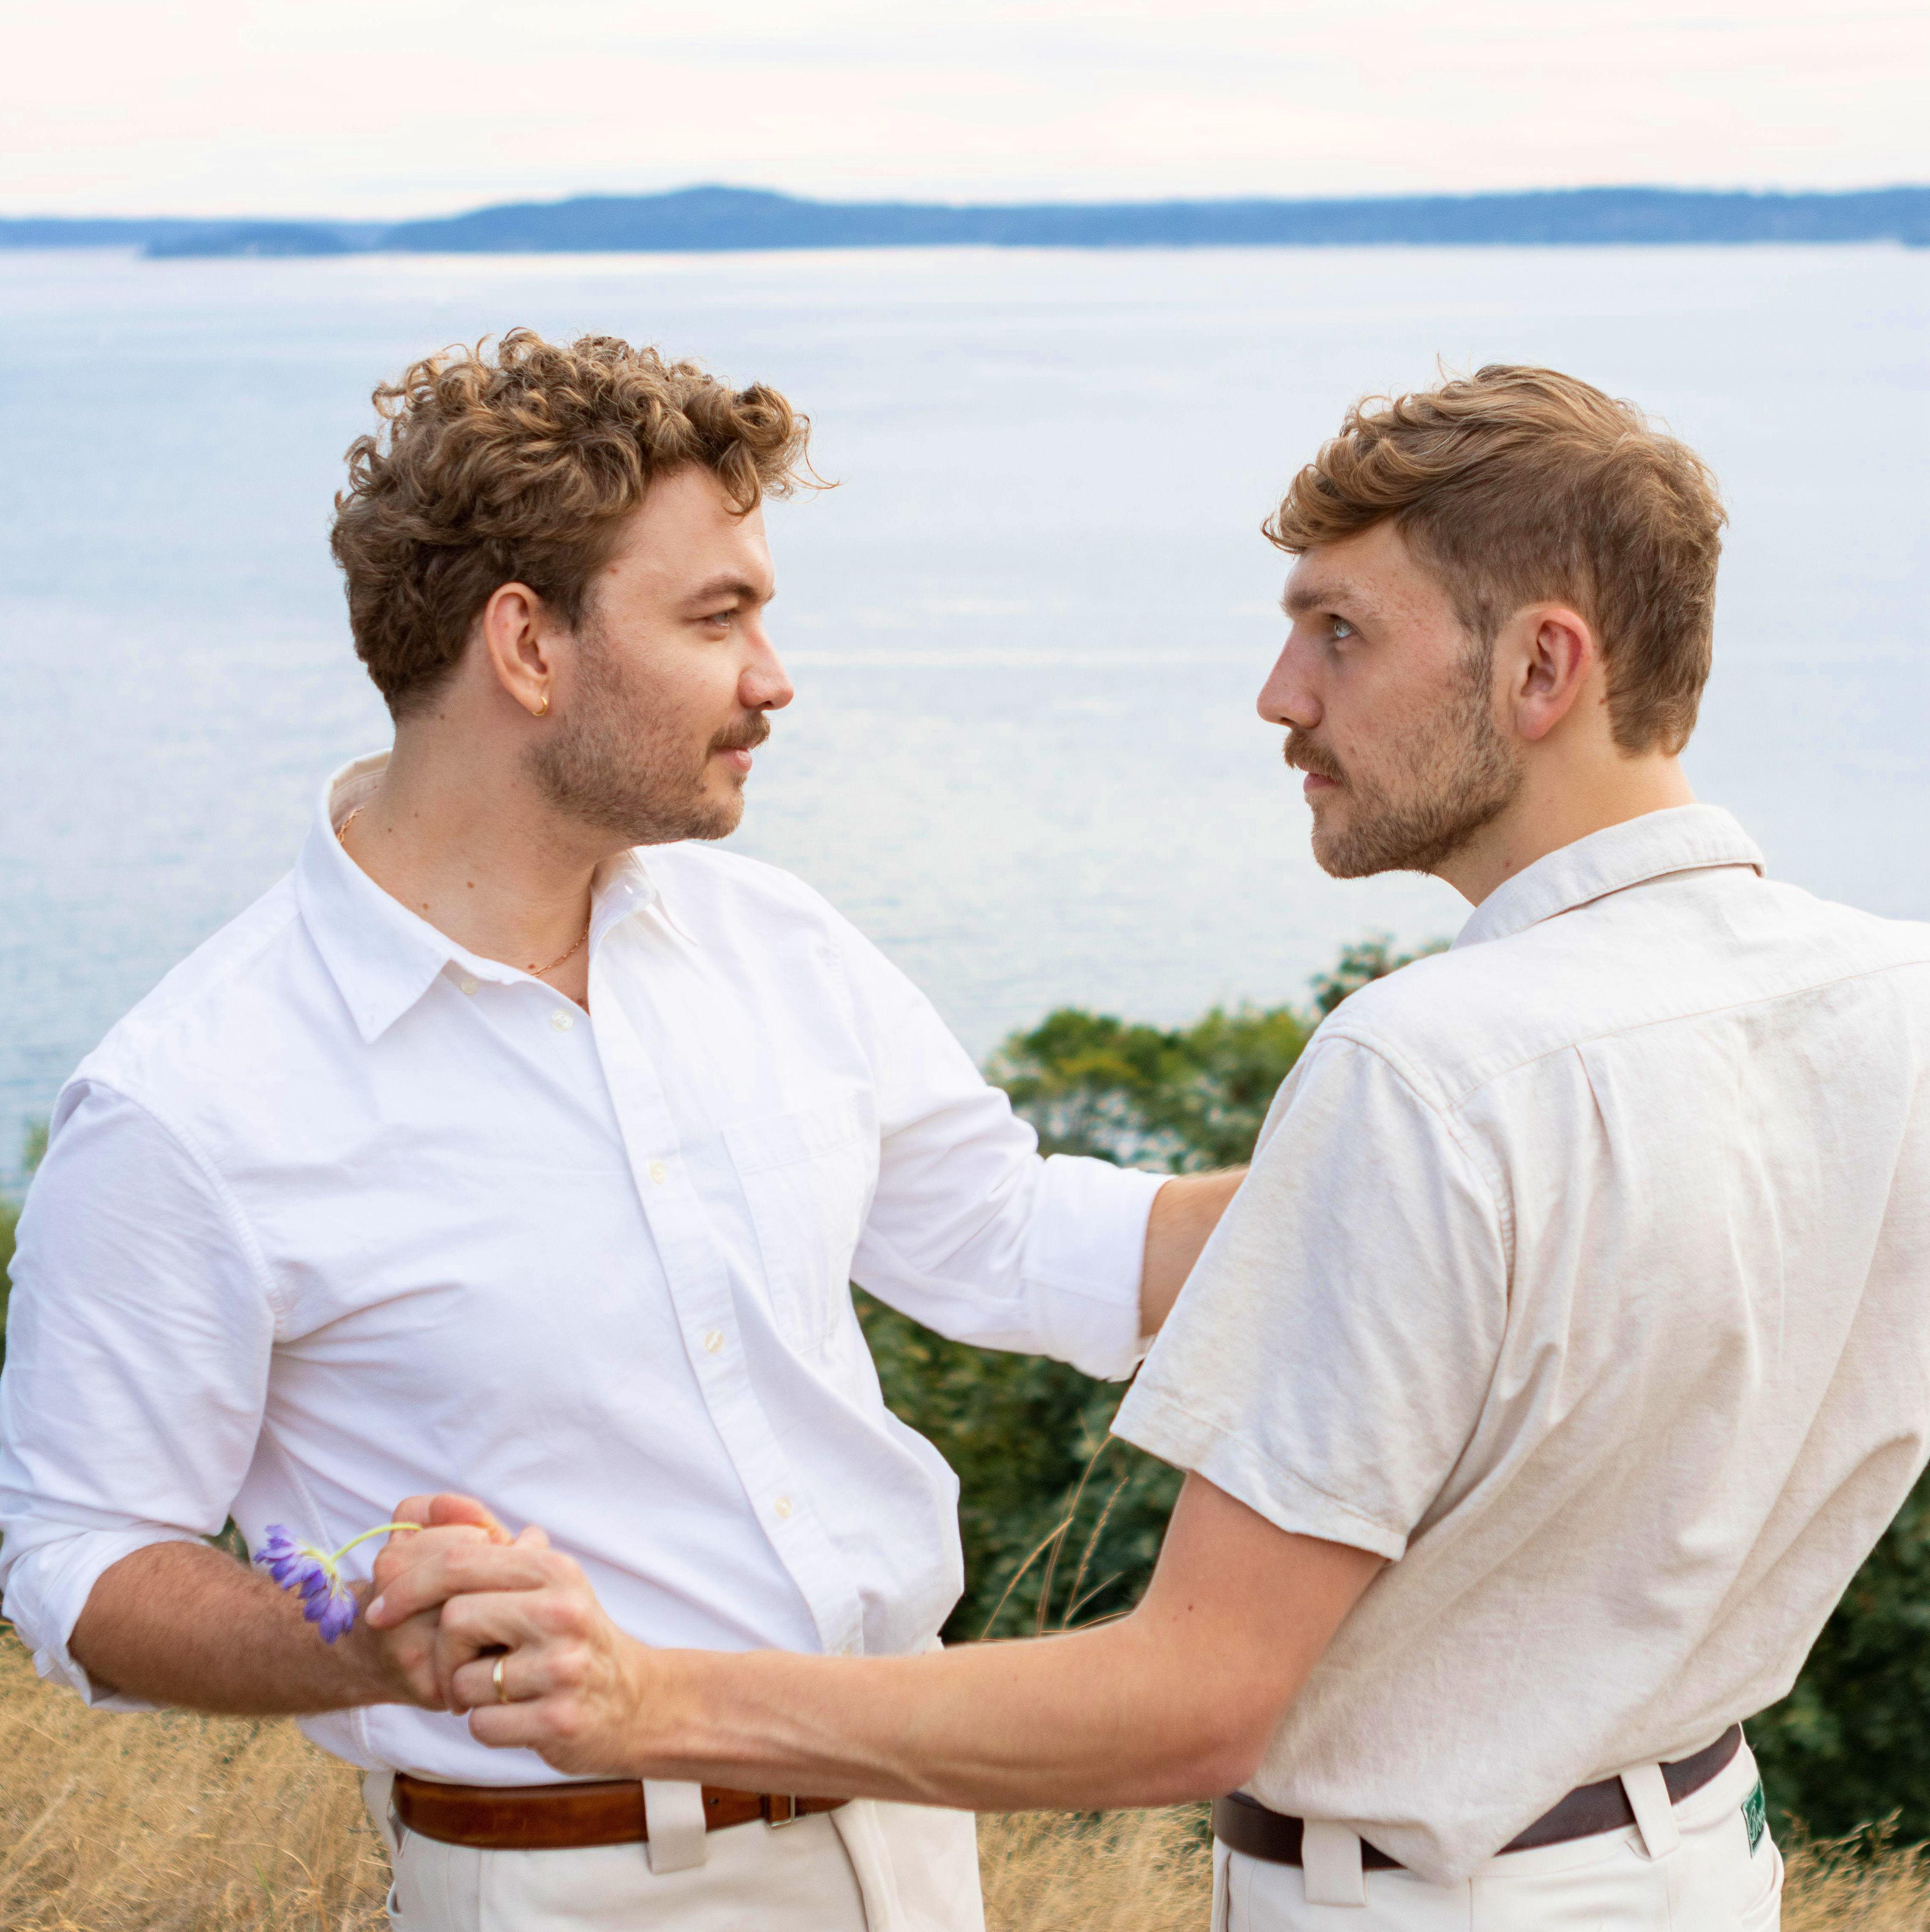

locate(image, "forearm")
[[648, 1619, 1252, 1813], [1140, 1168, 1246, 1334], [407, 1477, 1381, 1799], [69, 1540, 410, 1716], [609, 1488, 1375, 1809]]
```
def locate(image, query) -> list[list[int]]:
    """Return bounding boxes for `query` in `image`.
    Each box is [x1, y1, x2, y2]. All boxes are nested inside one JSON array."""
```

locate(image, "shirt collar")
[[294, 752, 686, 1044], [1453, 804, 1766, 952]]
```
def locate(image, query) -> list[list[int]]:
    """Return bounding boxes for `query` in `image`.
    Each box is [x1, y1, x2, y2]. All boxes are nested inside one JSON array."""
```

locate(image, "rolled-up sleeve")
[[0, 1080, 275, 1706], [1113, 1037, 1508, 1557], [835, 921, 1167, 1381]]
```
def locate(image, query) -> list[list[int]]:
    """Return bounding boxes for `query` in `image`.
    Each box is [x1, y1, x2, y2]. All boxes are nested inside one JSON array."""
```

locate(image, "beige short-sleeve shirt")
[[1115, 805, 1930, 1883]]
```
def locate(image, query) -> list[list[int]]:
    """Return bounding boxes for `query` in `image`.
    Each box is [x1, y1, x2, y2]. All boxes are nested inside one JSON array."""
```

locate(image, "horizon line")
[[8, 179, 1930, 227]]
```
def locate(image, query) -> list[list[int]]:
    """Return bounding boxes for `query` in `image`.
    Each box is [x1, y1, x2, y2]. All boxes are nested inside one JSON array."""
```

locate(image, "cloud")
[[3, 0, 1924, 217]]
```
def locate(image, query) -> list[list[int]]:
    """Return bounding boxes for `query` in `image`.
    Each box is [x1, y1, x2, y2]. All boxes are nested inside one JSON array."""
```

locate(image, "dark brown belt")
[[1213, 1724, 1744, 1872], [393, 1773, 850, 1851]]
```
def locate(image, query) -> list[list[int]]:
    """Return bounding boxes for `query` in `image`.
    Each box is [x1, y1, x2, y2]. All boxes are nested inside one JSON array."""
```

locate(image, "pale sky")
[[5, 0, 1927, 220]]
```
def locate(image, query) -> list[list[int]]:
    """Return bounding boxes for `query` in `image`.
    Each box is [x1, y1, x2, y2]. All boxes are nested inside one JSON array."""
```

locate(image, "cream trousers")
[[1214, 1744, 1782, 1931], [363, 1774, 985, 1932]]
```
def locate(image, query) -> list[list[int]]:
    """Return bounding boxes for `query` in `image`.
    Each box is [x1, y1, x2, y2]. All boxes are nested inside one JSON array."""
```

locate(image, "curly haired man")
[[0, 332, 1242, 1932]]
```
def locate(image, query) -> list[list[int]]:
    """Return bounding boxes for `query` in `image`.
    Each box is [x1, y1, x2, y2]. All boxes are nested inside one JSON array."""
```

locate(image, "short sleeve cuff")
[[1112, 1383, 1409, 1561], [1021, 1154, 1169, 1381], [1, 1524, 206, 1711]]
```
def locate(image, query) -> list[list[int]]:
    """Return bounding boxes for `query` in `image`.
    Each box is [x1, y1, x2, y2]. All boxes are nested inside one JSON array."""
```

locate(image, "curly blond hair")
[[1267, 366, 1725, 755], [330, 330, 815, 713]]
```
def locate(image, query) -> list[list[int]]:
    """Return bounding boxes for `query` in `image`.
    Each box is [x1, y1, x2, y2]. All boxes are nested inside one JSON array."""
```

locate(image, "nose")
[[1257, 635, 1319, 731], [742, 617, 795, 713]]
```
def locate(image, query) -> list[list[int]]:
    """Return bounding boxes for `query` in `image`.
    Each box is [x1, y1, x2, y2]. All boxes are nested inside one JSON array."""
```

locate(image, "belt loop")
[[1301, 1821, 1368, 1907], [642, 1780, 710, 1874], [1620, 1765, 1681, 1861], [1211, 1840, 1232, 1932], [361, 1769, 403, 1859]]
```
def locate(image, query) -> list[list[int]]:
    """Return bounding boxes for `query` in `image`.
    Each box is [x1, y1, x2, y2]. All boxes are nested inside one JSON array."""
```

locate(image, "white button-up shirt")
[[0, 754, 1163, 1784], [1119, 805, 1930, 1882]]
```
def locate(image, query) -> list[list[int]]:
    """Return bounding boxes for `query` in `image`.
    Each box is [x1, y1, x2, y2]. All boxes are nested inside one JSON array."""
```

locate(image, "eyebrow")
[[1283, 576, 1364, 619], [683, 572, 774, 610]]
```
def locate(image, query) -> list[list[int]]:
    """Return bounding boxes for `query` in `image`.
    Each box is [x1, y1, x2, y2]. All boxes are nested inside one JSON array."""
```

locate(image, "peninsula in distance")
[[5, 183, 1928, 258]]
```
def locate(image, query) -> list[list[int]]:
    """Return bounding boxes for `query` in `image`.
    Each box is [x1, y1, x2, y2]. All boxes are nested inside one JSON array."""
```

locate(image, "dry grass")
[[1, 1629, 1927, 1929], [0, 1632, 386, 1931], [978, 1808, 1211, 1929], [1783, 1835, 1930, 1931]]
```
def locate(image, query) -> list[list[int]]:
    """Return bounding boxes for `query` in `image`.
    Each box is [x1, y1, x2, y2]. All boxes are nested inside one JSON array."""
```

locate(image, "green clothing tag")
[[1742, 1779, 1767, 1856]]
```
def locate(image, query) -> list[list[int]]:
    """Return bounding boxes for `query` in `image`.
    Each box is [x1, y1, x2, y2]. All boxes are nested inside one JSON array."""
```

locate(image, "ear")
[[1504, 604, 1598, 744], [478, 581, 558, 719]]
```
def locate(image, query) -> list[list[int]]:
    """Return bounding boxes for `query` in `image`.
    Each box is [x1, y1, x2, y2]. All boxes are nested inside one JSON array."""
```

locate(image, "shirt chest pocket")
[[723, 1099, 877, 1350]]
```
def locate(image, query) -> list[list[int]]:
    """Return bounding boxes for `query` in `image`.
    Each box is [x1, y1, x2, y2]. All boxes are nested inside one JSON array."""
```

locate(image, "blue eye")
[[1332, 617, 1356, 641]]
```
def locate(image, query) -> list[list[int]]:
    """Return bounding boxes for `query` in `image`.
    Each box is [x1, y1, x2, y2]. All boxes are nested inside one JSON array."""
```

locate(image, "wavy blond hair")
[[1267, 365, 1725, 754], [330, 330, 815, 714]]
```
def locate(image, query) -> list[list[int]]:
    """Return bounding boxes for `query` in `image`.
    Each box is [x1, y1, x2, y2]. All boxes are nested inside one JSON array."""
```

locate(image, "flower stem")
[[327, 1522, 422, 1563]]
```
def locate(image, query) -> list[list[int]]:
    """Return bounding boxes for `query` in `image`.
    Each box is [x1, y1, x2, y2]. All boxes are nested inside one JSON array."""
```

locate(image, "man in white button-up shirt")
[[382, 367, 1930, 1930], [0, 332, 1240, 1931]]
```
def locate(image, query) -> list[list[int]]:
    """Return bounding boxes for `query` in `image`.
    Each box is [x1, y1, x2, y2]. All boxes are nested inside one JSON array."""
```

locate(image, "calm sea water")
[[2, 244, 1927, 1184]]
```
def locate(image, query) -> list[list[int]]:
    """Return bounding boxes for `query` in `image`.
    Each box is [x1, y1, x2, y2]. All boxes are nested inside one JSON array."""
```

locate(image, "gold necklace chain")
[[336, 808, 592, 979]]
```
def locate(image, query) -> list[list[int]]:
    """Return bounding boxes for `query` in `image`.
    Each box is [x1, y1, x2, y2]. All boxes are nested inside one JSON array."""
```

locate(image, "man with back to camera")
[[0, 330, 1246, 1932], [374, 365, 1930, 1930]]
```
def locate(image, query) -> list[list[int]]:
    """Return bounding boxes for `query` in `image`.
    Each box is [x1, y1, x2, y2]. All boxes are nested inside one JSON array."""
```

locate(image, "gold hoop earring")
[[534, 695, 550, 718]]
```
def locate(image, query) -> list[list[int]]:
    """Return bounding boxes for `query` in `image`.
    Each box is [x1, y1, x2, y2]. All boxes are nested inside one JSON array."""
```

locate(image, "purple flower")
[[255, 1521, 419, 1644]]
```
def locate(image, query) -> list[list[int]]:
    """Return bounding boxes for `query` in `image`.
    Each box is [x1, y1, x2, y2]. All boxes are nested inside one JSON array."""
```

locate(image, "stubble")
[[526, 623, 768, 846], [1287, 643, 1522, 879]]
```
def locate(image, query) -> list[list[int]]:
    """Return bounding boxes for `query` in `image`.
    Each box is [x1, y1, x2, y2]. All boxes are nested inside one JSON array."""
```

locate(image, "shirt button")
[[703, 1329, 725, 1354], [458, 976, 479, 996], [773, 1495, 793, 1520], [550, 1009, 574, 1031], [648, 1161, 668, 1185]]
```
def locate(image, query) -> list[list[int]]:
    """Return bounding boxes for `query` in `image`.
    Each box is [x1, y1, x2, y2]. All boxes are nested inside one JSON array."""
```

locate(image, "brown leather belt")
[[393, 1773, 850, 1852], [1213, 1724, 1744, 1872]]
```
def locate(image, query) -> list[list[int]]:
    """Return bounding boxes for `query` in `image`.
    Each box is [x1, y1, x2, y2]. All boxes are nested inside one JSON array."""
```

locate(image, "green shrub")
[[0, 1197, 17, 1370], [0, 1121, 42, 1380]]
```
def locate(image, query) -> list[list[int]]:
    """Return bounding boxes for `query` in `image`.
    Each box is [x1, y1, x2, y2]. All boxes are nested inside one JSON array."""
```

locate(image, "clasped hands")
[[363, 1492, 670, 1778]]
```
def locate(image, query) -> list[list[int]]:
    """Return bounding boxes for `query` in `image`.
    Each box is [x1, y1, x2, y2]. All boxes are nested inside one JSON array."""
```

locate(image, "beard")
[[1287, 643, 1522, 879], [526, 624, 769, 846]]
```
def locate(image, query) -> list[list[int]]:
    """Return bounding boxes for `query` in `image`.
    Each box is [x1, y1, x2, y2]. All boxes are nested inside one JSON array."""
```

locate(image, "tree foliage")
[[0, 1122, 42, 1379]]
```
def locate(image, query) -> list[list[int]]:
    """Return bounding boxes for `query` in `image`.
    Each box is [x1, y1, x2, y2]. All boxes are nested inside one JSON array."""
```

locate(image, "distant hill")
[[146, 222, 370, 259], [5, 185, 1927, 258], [378, 185, 1930, 252]]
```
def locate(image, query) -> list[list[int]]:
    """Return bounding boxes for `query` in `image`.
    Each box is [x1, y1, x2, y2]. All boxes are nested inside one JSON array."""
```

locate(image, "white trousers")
[[363, 1774, 985, 1932], [1214, 1743, 1782, 1931]]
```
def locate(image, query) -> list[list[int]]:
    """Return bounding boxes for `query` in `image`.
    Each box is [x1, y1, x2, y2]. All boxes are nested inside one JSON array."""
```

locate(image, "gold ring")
[[492, 1653, 510, 1705]]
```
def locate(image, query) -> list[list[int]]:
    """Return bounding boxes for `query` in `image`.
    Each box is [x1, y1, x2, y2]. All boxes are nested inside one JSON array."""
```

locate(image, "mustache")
[[712, 714, 772, 755], [1283, 729, 1343, 784]]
